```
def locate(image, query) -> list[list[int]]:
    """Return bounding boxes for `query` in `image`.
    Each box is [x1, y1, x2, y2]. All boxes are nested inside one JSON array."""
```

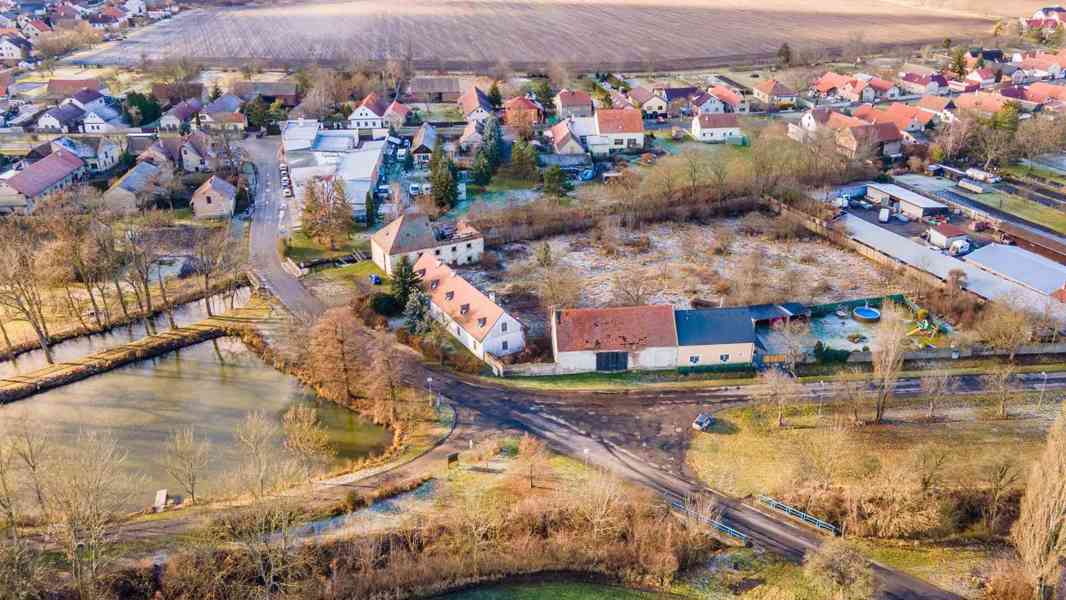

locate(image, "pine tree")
[[949, 47, 968, 78], [488, 82, 502, 108], [531, 80, 553, 109], [471, 149, 493, 186], [391, 257, 419, 310], [542, 165, 571, 197], [777, 43, 792, 66], [403, 290, 432, 334], [481, 116, 503, 170], [510, 139, 538, 181], [365, 191, 376, 226], [431, 161, 458, 209]]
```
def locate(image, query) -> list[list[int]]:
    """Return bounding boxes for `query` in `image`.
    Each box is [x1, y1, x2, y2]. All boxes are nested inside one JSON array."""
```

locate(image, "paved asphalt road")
[[243, 135, 1066, 599]]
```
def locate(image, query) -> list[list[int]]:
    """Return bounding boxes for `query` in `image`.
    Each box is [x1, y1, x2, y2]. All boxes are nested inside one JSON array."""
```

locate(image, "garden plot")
[[459, 218, 897, 337]]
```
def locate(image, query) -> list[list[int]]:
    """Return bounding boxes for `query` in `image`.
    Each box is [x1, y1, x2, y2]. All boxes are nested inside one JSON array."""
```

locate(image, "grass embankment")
[[495, 369, 757, 392], [1003, 163, 1066, 186], [282, 228, 369, 263], [963, 190, 1066, 235], [314, 261, 388, 287]]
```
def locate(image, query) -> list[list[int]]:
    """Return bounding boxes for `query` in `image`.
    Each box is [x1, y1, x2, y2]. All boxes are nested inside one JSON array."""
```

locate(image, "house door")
[[595, 352, 628, 372]]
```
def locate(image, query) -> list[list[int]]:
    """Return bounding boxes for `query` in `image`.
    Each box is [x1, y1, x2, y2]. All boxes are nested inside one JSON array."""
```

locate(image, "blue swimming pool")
[[852, 307, 881, 323]]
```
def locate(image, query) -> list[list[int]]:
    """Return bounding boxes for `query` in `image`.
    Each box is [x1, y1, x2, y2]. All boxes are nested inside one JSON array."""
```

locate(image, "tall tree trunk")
[[202, 274, 213, 317], [157, 272, 176, 330], [93, 281, 112, 327], [111, 276, 130, 321], [63, 286, 88, 331], [82, 280, 103, 328]]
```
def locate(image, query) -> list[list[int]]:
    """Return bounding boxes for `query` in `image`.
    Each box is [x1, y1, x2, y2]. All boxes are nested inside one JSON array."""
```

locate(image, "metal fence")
[[757, 495, 839, 536], [670, 499, 750, 545]]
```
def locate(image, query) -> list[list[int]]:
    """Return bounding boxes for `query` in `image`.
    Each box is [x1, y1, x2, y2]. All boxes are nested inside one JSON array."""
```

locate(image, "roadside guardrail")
[[757, 495, 839, 536]]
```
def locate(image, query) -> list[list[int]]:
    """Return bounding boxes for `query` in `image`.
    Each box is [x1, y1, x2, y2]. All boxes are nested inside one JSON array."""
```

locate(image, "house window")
[[445, 291, 454, 301], [205, 196, 212, 204], [434, 249, 441, 255], [430, 280, 439, 290], [614, 139, 624, 146], [689, 355, 700, 364], [477, 317, 486, 327], [501, 322, 507, 332], [466, 243, 472, 248], [502, 340, 509, 351], [719, 354, 730, 362], [416, 269, 426, 277], [460, 304, 469, 315]]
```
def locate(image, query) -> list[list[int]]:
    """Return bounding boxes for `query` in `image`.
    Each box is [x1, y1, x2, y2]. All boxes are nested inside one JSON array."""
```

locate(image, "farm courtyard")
[[69, 0, 999, 69]]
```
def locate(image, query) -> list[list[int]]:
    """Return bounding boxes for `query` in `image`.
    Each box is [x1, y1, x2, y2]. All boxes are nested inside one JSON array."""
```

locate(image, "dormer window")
[[477, 317, 486, 327], [460, 304, 470, 315], [416, 269, 426, 277], [430, 280, 439, 290], [445, 291, 454, 301]]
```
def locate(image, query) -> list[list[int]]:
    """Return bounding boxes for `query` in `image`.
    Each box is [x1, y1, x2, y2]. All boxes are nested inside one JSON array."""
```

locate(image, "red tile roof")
[[754, 79, 796, 98], [358, 91, 387, 117], [504, 96, 540, 112], [695, 113, 739, 129], [595, 108, 644, 134], [46, 78, 101, 97], [556, 88, 591, 108], [415, 255, 507, 343], [554, 305, 677, 353], [8, 148, 83, 198], [935, 223, 968, 237], [708, 85, 743, 107], [385, 99, 411, 118]]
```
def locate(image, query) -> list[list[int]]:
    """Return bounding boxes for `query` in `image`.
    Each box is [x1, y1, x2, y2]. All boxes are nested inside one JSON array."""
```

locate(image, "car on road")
[[692, 413, 715, 431], [283, 188, 292, 198]]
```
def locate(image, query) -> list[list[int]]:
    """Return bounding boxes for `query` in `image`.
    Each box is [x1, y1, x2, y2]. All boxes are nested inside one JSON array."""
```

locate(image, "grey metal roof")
[[842, 215, 1066, 319], [674, 308, 755, 346], [965, 243, 1066, 295], [115, 161, 160, 193], [869, 182, 945, 210]]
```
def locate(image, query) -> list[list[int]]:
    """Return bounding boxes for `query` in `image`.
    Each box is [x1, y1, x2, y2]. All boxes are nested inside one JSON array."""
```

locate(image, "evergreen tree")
[[391, 256, 419, 310], [488, 82, 503, 108], [471, 149, 493, 186], [403, 290, 433, 335], [365, 191, 376, 226], [481, 116, 503, 170], [431, 161, 458, 209], [510, 139, 539, 181], [242, 98, 268, 129], [777, 43, 792, 66], [949, 47, 968, 78], [542, 165, 571, 197], [210, 84, 222, 101], [993, 102, 1021, 132], [531, 80, 553, 110]]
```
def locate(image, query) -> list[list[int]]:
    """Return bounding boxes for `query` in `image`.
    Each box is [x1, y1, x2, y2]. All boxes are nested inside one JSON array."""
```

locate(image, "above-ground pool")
[[852, 306, 881, 323]]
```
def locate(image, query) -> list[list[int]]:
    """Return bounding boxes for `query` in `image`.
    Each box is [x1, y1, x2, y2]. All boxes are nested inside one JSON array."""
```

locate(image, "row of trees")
[[934, 106, 1066, 170], [0, 189, 243, 364]]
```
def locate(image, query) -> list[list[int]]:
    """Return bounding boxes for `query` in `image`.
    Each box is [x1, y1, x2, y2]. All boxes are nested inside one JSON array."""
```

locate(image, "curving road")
[[244, 135, 1066, 599]]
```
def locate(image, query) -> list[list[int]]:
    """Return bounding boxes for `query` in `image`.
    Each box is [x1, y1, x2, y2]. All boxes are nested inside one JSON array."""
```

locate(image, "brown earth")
[[72, 0, 1004, 70]]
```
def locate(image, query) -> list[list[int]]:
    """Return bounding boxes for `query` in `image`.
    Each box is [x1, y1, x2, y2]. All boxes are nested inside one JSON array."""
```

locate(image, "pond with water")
[[0, 337, 391, 509], [0, 288, 251, 377]]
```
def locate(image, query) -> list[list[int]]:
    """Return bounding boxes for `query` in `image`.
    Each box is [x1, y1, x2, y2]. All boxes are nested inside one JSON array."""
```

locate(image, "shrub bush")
[[369, 293, 401, 317]]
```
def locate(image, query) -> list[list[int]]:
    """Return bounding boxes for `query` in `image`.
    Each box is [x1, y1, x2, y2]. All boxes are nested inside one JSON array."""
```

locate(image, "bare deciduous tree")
[[162, 426, 211, 504], [803, 539, 875, 600], [307, 308, 365, 404], [1013, 403, 1066, 598], [0, 221, 53, 363], [235, 412, 284, 499], [282, 405, 334, 481], [870, 303, 908, 424], [985, 363, 1019, 420], [982, 458, 1019, 533], [919, 370, 958, 420]]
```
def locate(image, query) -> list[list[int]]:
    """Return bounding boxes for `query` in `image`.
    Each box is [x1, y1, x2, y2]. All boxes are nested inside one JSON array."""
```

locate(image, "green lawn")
[[439, 582, 668, 600], [283, 229, 369, 264], [962, 190, 1066, 235], [467, 174, 539, 195], [1003, 163, 1066, 186], [314, 261, 389, 289], [852, 539, 993, 596]]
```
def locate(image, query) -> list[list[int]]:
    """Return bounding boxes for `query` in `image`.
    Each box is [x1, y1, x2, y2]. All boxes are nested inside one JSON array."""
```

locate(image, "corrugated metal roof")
[[965, 243, 1066, 295], [869, 182, 945, 210], [675, 308, 755, 346]]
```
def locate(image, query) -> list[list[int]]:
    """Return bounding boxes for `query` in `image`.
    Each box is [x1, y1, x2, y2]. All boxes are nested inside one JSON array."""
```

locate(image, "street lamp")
[[426, 377, 434, 407]]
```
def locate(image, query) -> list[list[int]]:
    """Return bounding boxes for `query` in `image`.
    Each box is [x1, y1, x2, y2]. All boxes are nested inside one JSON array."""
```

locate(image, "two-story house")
[[0, 148, 85, 213], [585, 108, 644, 157], [347, 91, 387, 132], [370, 212, 484, 275], [414, 254, 525, 360]]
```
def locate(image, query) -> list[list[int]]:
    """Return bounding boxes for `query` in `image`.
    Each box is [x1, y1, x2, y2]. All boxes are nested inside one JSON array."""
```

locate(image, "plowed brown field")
[[73, 0, 1003, 70]]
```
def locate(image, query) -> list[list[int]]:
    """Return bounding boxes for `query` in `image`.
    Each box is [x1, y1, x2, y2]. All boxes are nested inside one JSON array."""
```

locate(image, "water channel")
[[0, 288, 251, 377], [0, 337, 391, 509]]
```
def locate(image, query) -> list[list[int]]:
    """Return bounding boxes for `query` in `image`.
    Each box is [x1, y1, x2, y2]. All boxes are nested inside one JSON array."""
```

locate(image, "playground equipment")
[[908, 319, 937, 337]]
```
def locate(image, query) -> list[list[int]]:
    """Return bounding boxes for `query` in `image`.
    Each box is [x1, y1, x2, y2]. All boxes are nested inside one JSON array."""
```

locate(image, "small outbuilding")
[[866, 183, 946, 219], [928, 222, 968, 249], [551, 305, 678, 372], [190, 175, 236, 219]]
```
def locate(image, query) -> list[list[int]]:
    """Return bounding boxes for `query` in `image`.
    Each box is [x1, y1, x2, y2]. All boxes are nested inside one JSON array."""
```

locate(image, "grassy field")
[[70, 0, 996, 69], [283, 229, 369, 263], [963, 190, 1066, 236], [686, 402, 1050, 498], [1003, 164, 1066, 186]]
